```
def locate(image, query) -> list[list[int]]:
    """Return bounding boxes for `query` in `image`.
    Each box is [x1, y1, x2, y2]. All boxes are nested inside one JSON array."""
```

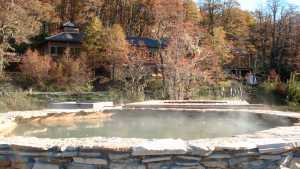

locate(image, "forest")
[[0, 0, 300, 110]]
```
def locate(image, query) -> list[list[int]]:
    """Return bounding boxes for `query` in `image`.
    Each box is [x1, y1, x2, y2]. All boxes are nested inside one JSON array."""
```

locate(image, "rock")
[[32, 163, 60, 169], [175, 156, 201, 161], [50, 151, 78, 157], [142, 156, 172, 163], [229, 157, 255, 167], [239, 160, 265, 168], [201, 160, 229, 169], [259, 147, 289, 154], [294, 152, 300, 158], [110, 160, 146, 169], [132, 139, 188, 156], [280, 152, 293, 167], [0, 150, 14, 155], [11, 162, 34, 169], [233, 150, 259, 157], [13, 151, 49, 157], [207, 153, 231, 159], [0, 159, 10, 167], [108, 153, 130, 161], [187, 141, 214, 156], [73, 157, 107, 165], [258, 142, 293, 154], [0, 145, 10, 149], [175, 160, 200, 167], [66, 163, 98, 169], [259, 155, 282, 160], [171, 165, 205, 169], [289, 158, 300, 169], [40, 157, 73, 164], [146, 162, 171, 169], [78, 152, 102, 158]]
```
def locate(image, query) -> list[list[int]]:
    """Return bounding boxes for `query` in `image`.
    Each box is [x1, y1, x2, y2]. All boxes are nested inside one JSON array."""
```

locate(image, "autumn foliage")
[[20, 50, 91, 92], [20, 50, 53, 89]]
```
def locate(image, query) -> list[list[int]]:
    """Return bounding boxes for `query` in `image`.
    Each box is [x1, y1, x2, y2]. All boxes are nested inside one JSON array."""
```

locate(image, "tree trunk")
[[159, 51, 167, 98]]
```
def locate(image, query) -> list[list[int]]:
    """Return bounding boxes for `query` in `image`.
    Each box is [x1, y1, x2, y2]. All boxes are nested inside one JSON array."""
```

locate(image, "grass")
[[30, 92, 112, 103], [269, 105, 300, 113], [0, 92, 46, 113]]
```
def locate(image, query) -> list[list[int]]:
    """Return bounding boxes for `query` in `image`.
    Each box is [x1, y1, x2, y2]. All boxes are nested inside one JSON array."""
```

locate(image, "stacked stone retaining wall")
[[0, 144, 300, 169]]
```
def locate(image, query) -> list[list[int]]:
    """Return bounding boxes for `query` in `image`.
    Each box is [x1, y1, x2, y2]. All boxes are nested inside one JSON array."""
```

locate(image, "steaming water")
[[12, 110, 293, 139]]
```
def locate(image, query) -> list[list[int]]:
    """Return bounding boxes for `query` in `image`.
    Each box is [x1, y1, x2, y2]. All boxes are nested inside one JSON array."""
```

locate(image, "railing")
[[194, 86, 246, 99]]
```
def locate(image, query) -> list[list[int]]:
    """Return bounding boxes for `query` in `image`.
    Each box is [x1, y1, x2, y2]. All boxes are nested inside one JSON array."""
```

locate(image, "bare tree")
[[163, 22, 215, 99], [121, 46, 152, 101]]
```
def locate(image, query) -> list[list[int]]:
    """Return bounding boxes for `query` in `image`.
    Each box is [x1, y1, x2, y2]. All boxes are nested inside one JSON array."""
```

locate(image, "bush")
[[256, 81, 287, 105], [20, 50, 53, 89], [0, 91, 45, 113], [50, 56, 92, 92], [145, 79, 165, 100], [20, 50, 92, 92], [287, 73, 300, 105]]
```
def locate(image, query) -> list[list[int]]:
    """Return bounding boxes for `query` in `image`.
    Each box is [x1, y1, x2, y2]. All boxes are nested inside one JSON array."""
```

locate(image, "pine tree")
[[82, 17, 106, 70]]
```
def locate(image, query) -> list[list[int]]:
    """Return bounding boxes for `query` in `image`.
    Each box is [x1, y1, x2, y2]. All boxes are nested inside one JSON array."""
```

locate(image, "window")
[[50, 46, 57, 56], [57, 47, 65, 55], [50, 46, 65, 56], [71, 48, 81, 56]]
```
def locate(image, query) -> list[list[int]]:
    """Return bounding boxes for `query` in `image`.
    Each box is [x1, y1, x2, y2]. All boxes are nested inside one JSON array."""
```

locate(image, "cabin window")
[[50, 46, 65, 56], [71, 48, 81, 56], [50, 47, 57, 56]]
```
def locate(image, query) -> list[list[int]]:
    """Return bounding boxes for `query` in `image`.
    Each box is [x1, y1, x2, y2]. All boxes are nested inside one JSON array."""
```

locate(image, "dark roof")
[[45, 32, 83, 43], [127, 37, 166, 49]]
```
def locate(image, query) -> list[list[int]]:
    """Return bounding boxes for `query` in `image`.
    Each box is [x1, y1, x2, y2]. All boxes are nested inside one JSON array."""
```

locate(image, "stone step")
[[124, 104, 269, 110], [48, 102, 113, 110]]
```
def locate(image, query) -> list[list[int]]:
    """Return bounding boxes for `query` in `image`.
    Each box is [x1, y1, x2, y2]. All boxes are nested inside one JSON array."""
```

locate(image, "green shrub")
[[256, 81, 287, 105], [145, 79, 166, 100], [287, 73, 300, 105], [107, 87, 124, 103]]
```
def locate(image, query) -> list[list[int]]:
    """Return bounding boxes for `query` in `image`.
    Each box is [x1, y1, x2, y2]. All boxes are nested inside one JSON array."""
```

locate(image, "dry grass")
[[0, 92, 46, 113]]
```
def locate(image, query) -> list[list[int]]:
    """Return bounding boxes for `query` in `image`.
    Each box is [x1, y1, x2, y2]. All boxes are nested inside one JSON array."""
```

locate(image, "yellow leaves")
[[82, 17, 105, 57], [106, 24, 129, 63], [223, 8, 254, 37], [83, 17, 129, 68], [183, 0, 201, 22], [211, 27, 234, 64]]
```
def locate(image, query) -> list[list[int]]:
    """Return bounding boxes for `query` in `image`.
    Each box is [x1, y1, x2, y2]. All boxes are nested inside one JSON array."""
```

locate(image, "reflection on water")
[[12, 110, 293, 139]]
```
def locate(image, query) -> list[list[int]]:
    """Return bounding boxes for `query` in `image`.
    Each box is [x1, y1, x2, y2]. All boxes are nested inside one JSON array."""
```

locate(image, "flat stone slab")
[[73, 157, 107, 165], [32, 163, 60, 169], [132, 139, 188, 156], [48, 102, 113, 110]]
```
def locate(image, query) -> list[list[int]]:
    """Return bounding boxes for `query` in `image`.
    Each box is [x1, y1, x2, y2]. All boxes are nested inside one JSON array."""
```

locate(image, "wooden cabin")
[[41, 21, 83, 58]]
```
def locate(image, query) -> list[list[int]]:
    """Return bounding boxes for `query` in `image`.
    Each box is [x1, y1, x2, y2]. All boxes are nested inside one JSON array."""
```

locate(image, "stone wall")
[[0, 144, 300, 169]]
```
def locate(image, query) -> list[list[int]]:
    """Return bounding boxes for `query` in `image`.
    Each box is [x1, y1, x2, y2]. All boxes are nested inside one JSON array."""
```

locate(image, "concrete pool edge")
[[1, 105, 300, 168]]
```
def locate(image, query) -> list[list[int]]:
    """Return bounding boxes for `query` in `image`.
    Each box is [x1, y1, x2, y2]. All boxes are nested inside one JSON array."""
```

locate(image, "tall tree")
[[106, 24, 129, 80], [0, 0, 54, 75], [82, 17, 106, 72], [183, 0, 201, 22], [200, 0, 223, 35]]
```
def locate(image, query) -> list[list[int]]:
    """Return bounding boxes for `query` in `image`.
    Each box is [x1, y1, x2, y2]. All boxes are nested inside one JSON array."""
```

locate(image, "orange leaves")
[[21, 50, 91, 91], [20, 50, 53, 87]]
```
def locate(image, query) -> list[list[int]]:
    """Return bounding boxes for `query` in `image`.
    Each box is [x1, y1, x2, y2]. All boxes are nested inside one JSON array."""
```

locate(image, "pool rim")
[[1, 107, 300, 155]]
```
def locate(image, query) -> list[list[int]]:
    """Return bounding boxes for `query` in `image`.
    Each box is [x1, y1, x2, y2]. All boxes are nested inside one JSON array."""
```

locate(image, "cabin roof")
[[127, 37, 166, 49], [45, 32, 83, 43]]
